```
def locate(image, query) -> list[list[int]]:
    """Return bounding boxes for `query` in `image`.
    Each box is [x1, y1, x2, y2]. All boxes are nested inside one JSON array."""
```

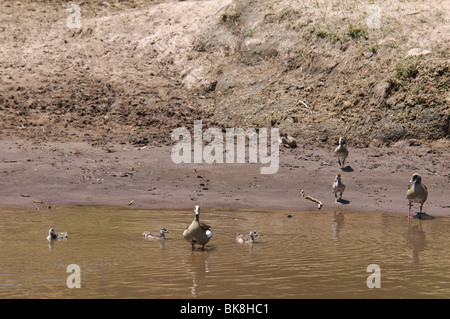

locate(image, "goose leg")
[[191, 244, 195, 250], [408, 203, 412, 219]]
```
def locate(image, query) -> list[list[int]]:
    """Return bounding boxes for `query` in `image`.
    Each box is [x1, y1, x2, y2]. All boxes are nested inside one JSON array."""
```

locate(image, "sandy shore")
[[0, 139, 448, 217]]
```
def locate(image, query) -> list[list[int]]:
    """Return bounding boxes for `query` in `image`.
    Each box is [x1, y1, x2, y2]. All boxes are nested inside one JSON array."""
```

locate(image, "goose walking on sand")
[[406, 173, 428, 219], [332, 174, 345, 203], [236, 231, 260, 244], [334, 137, 349, 169], [183, 206, 212, 251], [47, 228, 68, 241], [142, 228, 170, 240]]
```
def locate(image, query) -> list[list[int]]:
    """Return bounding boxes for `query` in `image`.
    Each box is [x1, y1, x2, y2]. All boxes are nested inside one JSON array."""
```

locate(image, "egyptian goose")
[[334, 137, 349, 169], [236, 231, 260, 244], [183, 205, 212, 250], [332, 174, 345, 202], [47, 228, 68, 241], [279, 133, 297, 148], [142, 228, 170, 240], [406, 173, 428, 218]]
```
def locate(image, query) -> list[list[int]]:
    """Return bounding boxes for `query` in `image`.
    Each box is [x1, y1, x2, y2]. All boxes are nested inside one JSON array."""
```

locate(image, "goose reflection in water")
[[406, 220, 427, 266], [183, 251, 211, 298], [332, 211, 345, 239]]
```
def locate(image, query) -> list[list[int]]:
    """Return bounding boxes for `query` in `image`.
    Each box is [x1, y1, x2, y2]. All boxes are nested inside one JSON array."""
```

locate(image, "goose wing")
[[199, 222, 211, 231]]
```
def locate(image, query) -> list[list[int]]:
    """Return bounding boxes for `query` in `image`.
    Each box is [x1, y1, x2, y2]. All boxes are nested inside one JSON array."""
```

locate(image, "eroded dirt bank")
[[0, 0, 448, 215], [0, 0, 448, 146]]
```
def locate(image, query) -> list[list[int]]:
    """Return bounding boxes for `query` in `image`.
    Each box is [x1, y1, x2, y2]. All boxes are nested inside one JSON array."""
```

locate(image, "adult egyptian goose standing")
[[183, 205, 212, 251], [236, 231, 260, 244], [332, 174, 345, 202], [334, 137, 349, 169], [406, 173, 428, 219], [142, 228, 170, 240], [47, 227, 68, 241]]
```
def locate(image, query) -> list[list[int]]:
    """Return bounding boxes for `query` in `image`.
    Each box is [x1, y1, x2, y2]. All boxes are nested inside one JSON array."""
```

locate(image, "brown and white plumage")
[[279, 133, 297, 148], [142, 228, 170, 240], [332, 174, 345, 202], [183, 206, 212, 250], [47, 227, 67, 241], [334, 137, 348, 169], [406, 173, 428, 219], [236, 231, 260, 244]]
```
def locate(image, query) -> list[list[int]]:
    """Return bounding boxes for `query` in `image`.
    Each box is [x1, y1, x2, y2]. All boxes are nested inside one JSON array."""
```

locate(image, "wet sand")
[[0, 139, 448, 217]]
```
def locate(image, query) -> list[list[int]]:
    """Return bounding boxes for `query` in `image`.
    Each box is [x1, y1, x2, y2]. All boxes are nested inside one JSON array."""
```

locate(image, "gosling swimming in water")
[[142, 228, 170, 239], [47, 228, 68, 241], [236, 231, 260, 244]]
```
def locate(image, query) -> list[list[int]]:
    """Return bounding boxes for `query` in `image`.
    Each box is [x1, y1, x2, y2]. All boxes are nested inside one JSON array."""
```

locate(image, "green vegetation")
[[312, 26, 345, 44], [395, 59, 419, 80], [369, 44, 380, 54], [220, 13, 227, 22], [308, 22, 371, 44], [347, 24, 368, 40]]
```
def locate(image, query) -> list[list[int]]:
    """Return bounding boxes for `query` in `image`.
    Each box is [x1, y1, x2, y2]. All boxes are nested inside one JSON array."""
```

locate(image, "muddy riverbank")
[[0, 139, 448, 217]]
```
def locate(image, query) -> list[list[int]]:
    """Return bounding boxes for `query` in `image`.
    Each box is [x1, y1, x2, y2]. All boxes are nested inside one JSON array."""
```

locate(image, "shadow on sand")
[[413, 212, 435, 220]]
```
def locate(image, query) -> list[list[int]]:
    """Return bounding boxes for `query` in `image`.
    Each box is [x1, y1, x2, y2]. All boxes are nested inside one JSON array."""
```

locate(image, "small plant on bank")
[[312, 26, 345, 44], [348, 24, 368, 40], [395, 60, 419, 80]]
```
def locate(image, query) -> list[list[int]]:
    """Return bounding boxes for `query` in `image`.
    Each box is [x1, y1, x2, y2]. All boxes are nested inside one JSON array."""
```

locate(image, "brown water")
[[1, 206, 450, 299]]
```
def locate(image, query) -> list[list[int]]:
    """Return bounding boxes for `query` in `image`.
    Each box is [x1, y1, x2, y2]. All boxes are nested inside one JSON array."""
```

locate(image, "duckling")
[[279, 133, 297, 148], [406, 173, 428, 219], [236, 231, 260, 244], [47, 228, 67, 241], [142, 228, 170, 240], [334, 137, 349, 169], [183, 205, 212, 251], [332, 174, 345, 203]]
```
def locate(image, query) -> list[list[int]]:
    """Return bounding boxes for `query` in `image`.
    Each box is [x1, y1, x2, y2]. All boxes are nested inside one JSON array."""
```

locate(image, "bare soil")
[[0, 138, 449, 217], [0, 0, 449, 216]]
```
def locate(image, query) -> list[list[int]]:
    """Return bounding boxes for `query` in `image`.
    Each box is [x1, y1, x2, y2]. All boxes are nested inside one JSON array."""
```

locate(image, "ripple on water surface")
[[1, 206, 450, 298]]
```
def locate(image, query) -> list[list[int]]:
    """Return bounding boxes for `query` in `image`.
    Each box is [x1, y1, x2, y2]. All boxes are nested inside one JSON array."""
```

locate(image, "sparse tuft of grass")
[[220, 13, 227, 22], [312, 27, 345, 44], [348, 24, 368, 40], [314, 28, 328, 39], [395, 60, 419, 80], [369, 44, 380, 54]]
